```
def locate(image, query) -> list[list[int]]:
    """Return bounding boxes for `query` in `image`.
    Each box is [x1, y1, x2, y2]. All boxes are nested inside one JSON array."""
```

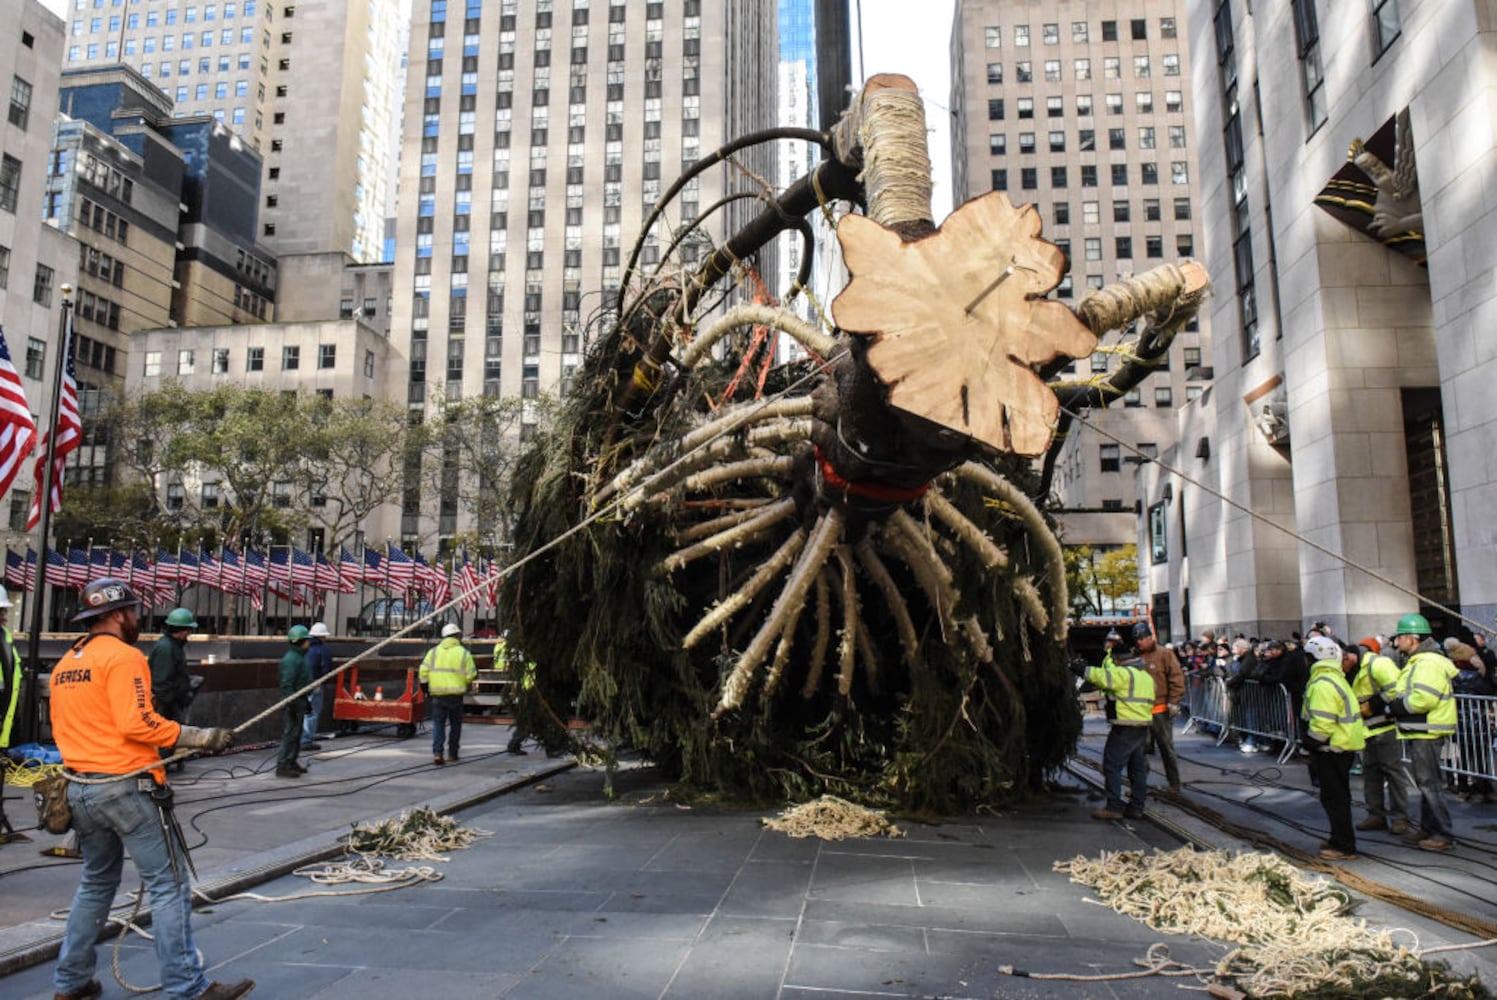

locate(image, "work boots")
[[198, 979, 255, 999], [52, 980, 102, 1000]]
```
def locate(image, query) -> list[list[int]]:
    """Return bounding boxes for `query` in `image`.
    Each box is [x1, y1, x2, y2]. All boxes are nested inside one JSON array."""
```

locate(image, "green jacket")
[[148, 633, 190, 718], [420, 637, 477, 696], [1085, 662, 1155, 726], [1393, 644, 1458, 739], [0, 626, 23, 747], [1303, 660, 1365, 753], [279, 645, 312, 699], [1352, 650, 1400, 737]]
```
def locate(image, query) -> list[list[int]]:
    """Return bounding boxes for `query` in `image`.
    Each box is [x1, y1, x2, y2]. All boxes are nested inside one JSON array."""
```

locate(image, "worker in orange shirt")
[[49, 578, 253, 1000]]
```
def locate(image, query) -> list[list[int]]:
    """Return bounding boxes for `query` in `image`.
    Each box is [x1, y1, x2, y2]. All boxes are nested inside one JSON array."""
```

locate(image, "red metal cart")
[[333, 667, 425, 737]]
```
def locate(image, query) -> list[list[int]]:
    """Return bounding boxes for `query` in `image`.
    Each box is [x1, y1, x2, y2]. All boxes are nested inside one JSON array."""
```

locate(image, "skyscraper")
[[386, 0, 777, 549], [777, 0, 820, 321], [62, 0, 400, 261], [950, 0, 1211, 552]]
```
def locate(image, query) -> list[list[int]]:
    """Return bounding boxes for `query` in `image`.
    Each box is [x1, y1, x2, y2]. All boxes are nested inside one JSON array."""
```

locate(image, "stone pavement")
[[0, 715, 1493, 999]]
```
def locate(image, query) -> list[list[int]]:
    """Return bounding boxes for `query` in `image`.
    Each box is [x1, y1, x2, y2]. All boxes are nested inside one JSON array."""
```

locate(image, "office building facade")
[[387, 0, 777, 548], [1136, 0, 1497, 641], [950, 0, 1212, 549], [62, 0, 400, 261]]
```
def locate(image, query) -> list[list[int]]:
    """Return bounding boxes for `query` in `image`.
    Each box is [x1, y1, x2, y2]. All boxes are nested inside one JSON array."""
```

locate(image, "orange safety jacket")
[[49, 632, 182, 782]]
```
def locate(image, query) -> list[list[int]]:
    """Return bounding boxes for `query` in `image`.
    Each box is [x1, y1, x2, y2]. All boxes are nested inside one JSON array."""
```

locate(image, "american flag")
[[27, 318, 80, 530], [289, 547, 319, 588], [338, 548, 364, 591], [0, 329, 36, 503], [386, 545, 416, 591], [4, 548, 26, 591], [457, 554, 482, 611]]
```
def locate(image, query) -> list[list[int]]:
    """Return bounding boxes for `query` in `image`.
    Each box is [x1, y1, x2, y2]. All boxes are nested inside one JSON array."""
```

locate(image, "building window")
[[272, 481, 293, 508], [8, 76, 32, 130], [1015, 24, 1029, 46], [178, 349, 195, 375], [1145, 198, 1162, 221], [1016, 61, 1031, 83], [984, 26, 1001, 48], [144, 351, 162, 377], [1100, 444, 1120, 472], [1049, 130, 1065, 152], [1291, 0, 1328, 130], [1051, 166, 1067, 188], [24, 337, 43, 379], [1081, 165, 1097, 187], [0, 245, 8, 288], [319, 343, 336, 369], [1371, 0, 1400, 56], [1171, 161, 1189, 185], [1146, 235, 1163, 258], [282, 346, 300, 370], [1161, 17, 1177, 39], [990, 168, 1006, 191], [1047, 96, 1064, 117], [985, 62, 1001, 84], [1113, 200, 1130, 222], [1072, 20, 1088, 42], [1042, 22, 1058, 44], [987, 98, 1004, 120], [167, 482, 185, 510], [1109, 128, 1125, 150], [1155, 386, 1174, 407], [32, 264, 51, 306], [1131, 18, 1147, 39], [1053, 202, 1069, 225], [201, 482, 220, 508], [1017, 98, 1033, 119], [989, 133, 1006, 155], [0, 155, 20, 213], [1083, 201, 1100, 225], [212, 347, 229, 373], [1101, 20, 1117, 41], [1184, 347, 1202, 368], [1115, 236, 1133, 258], [247, 346, 264, 371], [1021, 167, 1037, 190], [1019, 132, 1035, 154], [1149, 502, 1167, 563], [364, 349, 375, 377], [1084, 237, 1102, 261]]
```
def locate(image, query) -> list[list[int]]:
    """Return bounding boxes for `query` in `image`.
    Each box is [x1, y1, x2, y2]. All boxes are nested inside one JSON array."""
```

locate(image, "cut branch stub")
[[832, 192, 1098, 457]]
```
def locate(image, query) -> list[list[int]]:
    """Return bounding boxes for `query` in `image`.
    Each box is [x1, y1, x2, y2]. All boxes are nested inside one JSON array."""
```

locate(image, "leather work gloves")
[[176, 726, 235, 752]]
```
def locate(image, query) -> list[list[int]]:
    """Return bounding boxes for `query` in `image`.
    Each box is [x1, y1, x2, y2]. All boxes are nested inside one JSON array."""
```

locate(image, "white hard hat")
[[309, 622, 330, 637], [0, 589, 11, 608], [1304, 635, 1342, 662], [441, 622, 462, 638]]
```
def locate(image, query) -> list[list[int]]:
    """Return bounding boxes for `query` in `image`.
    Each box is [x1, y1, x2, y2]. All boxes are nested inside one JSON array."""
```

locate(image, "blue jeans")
[[302, 685, 324, 745], [1102, 724, 1149, 813], [1405, 737, 1455, 839], [55, 777, 211, 1000], [430, 694, 464, 758]]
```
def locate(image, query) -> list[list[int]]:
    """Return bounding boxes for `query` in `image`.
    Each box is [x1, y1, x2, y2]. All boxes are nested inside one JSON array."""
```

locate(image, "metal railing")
[[1180, 678, 1497, 786]]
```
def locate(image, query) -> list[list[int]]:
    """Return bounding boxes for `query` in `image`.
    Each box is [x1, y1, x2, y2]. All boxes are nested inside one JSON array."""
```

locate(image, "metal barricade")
[[1181, 674, 1231, 745], [1216, 679, 1298, 764], [1443, 692, 1497, 787]]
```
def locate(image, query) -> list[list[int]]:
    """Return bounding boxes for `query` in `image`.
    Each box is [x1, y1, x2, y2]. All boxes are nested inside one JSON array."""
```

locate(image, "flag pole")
[[20, 286, 74, 744]]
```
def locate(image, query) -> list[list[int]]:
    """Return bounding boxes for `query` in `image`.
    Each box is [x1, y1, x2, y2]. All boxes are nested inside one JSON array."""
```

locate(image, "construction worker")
[[1133, 622, 1185, 794], [420, 622, 477, 765], [1382, 613, 1459, 851], [277, 625, 312, 778], [1071, 652, 1155, 820], [1301, 636, 1366, 861], [49, 578, 252, 1000], [1351, 636, 1410, 835], [149, 607, 198, 771], [302, 623, 332, 751], [0, 588, 23, 752]]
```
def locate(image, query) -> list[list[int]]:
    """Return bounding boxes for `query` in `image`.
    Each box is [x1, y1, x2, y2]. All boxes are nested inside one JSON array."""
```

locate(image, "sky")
[[851, 0, 957, 220]]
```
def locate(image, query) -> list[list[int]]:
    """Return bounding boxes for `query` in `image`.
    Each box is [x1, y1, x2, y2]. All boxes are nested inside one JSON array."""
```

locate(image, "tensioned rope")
[[1058, 402, 1496, 640]]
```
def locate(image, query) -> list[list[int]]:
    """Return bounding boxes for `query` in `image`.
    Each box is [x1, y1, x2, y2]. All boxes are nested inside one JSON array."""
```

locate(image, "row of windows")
[[991, 161, 1189, 190], [80, 245, 125, 287], [67, 26, 256, 62], [233, 283, 270, 319], [1050, 197, 1193, 225], [76, 290, 121, 331], [987, 91, 1184, 120], [984, 17, 1176, 49], [144, 344, 374, 377], [75, 333, 117, 376], [76, 198, 131, 246], [1056, 234, 1195, 261], [77, 153, 134, 204], [986, 53, 1180, 85], [990, 125, 1186, 155], [72, 2, 258, 32]]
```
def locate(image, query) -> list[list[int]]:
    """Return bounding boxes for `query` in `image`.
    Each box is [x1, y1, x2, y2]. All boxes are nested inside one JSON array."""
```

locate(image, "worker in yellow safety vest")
[[420, 623, 477, 766], [0, 589, 24, 751], [1301, 636, 1366, 861], [1071, 653, 1154, 821], [1351, 636, 1409, 835], [1383, 613, 1459, 851]]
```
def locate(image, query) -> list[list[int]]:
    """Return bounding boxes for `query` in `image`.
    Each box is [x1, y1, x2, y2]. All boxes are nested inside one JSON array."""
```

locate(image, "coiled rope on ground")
[[761, 794, 904, 841], [1038, 847, 1486, 999]]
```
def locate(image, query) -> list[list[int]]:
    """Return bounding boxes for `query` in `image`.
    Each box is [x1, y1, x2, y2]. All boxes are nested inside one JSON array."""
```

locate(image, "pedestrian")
[[277, 625, 312, 778], [1133, 622, 1185, 793], [1383, 613, 1459, 851], [1071, 652, 1156, 820], [302, 622, 333, 751], [1301, 636, 1365, 860], [0, 588, 24, 753], [149, 608, 198, 771], [1226, 637, 1267, 751], [1352, 636, 1410, 834], [1446, 641, 1494, 802], [421, 622, 477, 765], [48, 578, 251, 1000]]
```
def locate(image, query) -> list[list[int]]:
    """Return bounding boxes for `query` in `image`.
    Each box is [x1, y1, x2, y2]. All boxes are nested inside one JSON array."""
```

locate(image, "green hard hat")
[[287, 624, 311, 643], [165, 607, 198, 629], [1393, 613, 1431, 637]]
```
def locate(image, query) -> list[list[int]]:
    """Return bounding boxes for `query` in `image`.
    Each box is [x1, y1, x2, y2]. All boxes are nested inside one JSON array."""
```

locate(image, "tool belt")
[[33, 774, 72, 834]]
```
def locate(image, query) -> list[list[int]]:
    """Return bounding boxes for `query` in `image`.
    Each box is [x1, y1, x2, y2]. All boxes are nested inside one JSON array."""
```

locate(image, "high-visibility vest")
[[420, 638, 478, 696], [1084, 663, 1155, 726], [1352, 651, 1400, 737], [1303, 661, 1366, 753], [1394, 650, 1457, 739], [0, 627, 22, 747]]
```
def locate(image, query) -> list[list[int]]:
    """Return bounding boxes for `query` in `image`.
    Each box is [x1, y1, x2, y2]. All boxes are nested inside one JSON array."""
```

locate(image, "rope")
[[1061, 403, 1497, 640], [999, 942, 1209, 982], [857, 88, 932, 228], [761, 794, 903, 840]]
